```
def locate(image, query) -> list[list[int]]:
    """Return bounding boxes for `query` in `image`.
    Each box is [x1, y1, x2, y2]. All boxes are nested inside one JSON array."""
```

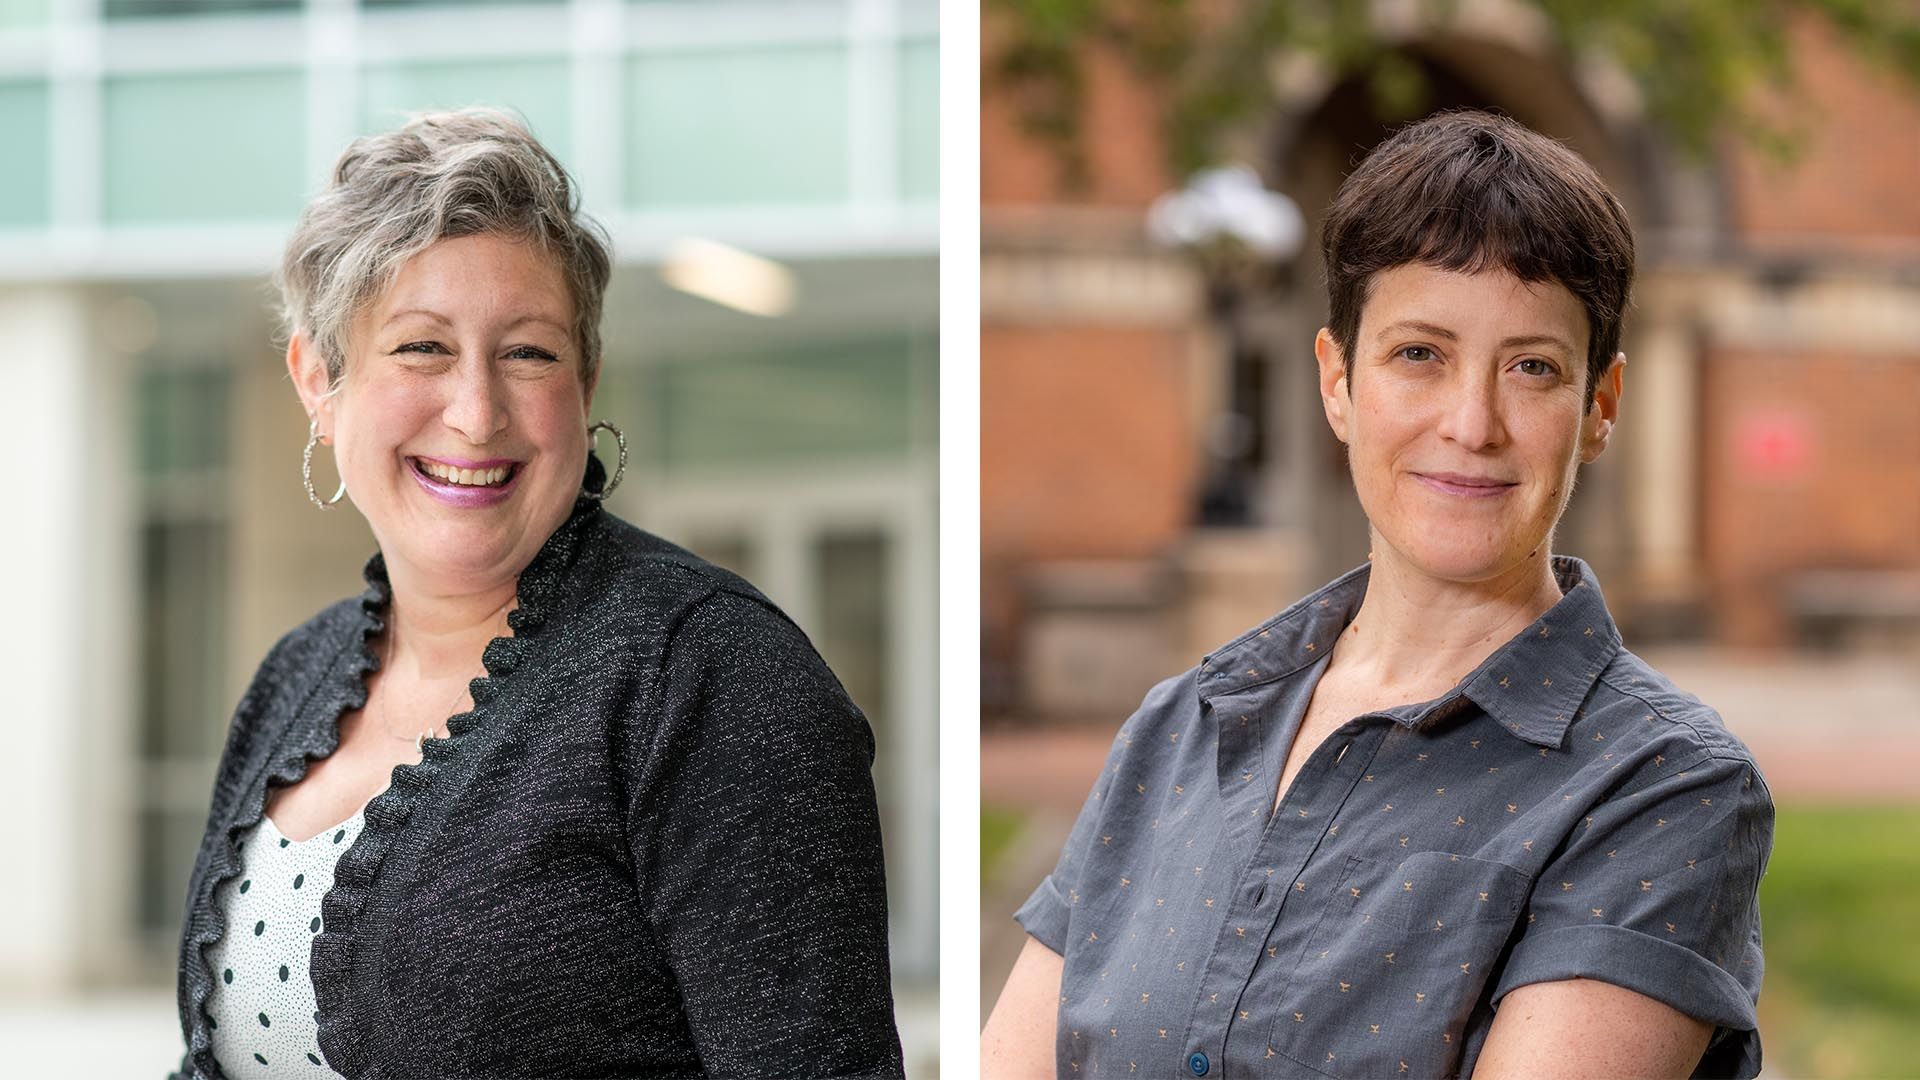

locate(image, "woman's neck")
[[1328, 537, 1565, 696], [380, 567, 519, 683]]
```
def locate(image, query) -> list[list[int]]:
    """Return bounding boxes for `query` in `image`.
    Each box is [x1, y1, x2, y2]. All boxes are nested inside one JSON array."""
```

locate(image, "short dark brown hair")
[[1321, 109, 1634, 407]]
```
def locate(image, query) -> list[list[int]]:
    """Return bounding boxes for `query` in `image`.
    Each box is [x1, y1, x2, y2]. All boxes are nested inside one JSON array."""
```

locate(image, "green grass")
[[982, 806, 1026, 890], [1757, 803, 1920, 1079]]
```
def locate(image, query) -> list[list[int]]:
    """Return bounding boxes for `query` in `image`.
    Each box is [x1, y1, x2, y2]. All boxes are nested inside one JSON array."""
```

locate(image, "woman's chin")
[[385, 521, 526, 582]]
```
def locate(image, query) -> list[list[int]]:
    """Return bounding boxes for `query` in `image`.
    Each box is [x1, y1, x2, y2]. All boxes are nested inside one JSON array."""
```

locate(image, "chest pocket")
[[1272, 851, 1530, 1079], [1378, 850, 1528, 932]]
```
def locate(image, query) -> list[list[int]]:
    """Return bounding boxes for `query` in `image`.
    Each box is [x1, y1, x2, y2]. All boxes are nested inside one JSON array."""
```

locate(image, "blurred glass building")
[[0, 0, 937, 1071]]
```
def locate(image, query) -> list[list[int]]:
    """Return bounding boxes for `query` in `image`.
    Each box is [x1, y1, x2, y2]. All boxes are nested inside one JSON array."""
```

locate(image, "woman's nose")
[[1434, 372, 1506, 450], [443, 356, 508, 443]]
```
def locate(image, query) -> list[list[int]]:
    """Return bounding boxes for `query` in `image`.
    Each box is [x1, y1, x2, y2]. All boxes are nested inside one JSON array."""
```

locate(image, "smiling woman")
[[295, 232, 593, 579], [983, 111, 1774, 1080], [169, 109, 903, 1080], [1320, 262, 1622, 585]]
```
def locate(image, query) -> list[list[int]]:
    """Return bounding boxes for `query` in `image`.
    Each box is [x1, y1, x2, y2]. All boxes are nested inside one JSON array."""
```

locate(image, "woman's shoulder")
[[1593, 646, 1760, 765], [565, 511, 801, 651], [574, 515, 866, 745]]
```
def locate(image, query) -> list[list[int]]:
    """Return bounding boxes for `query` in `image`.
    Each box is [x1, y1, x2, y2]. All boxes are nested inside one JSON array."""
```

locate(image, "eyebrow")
[[382, 308, 570, 335], [1378, 319, 1573, 354]]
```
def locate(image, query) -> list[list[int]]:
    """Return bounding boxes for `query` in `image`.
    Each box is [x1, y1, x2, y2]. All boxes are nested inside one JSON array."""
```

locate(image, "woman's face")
[[1316, 263, 1623, 585], [294, 232, 595, 594]]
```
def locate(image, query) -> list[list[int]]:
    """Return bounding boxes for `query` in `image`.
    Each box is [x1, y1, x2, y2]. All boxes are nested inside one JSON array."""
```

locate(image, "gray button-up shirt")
[[1016, 556, 1773, 1079]]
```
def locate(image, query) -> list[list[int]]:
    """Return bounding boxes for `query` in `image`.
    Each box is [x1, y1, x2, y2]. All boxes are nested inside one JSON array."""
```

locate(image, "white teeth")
[[418, 460, 511, 486]]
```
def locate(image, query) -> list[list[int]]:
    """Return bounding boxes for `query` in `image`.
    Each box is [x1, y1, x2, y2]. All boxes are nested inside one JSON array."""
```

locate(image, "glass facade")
[[644, 336, 932, 467], [1, 3, 935, 233]]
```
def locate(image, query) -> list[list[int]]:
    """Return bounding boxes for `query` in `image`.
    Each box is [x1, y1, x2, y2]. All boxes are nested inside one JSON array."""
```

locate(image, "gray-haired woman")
[[168, 108, 903, 1080]]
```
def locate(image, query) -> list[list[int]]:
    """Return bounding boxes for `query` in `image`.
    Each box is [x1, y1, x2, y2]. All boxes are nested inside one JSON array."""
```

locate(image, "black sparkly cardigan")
[[169, 457, 904, 1079]]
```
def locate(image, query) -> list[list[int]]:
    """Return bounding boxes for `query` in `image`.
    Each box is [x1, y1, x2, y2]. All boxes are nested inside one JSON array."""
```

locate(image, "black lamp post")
[[1147, 166, 1304, 526]]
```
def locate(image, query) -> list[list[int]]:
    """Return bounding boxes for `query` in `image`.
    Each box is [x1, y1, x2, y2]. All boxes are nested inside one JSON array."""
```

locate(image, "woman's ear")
[[286, 331, 336, 442], [1581, 351, 1626, 464], [1315, 327, 1351, 445]]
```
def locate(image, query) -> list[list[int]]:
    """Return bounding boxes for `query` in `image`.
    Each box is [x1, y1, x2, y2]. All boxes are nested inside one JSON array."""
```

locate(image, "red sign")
[[1733, 410, 1813, 479]]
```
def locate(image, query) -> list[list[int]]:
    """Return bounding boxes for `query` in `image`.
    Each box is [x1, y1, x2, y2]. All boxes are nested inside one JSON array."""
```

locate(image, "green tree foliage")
[[986, 0, 1920, 189]]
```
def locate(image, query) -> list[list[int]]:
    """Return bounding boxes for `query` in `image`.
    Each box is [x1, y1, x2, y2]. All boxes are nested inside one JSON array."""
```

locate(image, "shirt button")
[[1188, 1051, 1210, 1076]]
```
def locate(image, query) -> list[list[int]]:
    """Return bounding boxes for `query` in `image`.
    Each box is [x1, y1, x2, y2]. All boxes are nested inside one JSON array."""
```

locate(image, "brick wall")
[[981, 323, 1198, 564], [1724, 14, 1920, 247], [981, 35, 1171, 207], [1701, 346, 1920, 645]]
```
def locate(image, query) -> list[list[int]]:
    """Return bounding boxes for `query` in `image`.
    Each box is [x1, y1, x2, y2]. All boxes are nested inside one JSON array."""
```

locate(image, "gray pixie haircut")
[[277, 107, 613, 391]]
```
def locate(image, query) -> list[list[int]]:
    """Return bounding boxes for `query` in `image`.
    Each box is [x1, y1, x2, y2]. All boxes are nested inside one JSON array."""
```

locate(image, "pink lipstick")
[[406, 456, 523, 508]]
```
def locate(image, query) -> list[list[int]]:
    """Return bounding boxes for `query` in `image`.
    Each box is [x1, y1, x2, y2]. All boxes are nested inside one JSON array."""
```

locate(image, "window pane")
[[105, 0, 295, 16], [815, 530, 888, 738], [138, 519, 230, 760], [0, 0, 51, 30], [137, 806, 212, 936], [898, 39, 937, 202], [360, 59, 572, 168], [814, 531, 898, 917], [135, 366, 232, 937], [0, 80, 50, 226], [137, 368, 231, 475], [645, 341, 915, 468], [103, 71, 306, 224], [626, 45, 848, 208]]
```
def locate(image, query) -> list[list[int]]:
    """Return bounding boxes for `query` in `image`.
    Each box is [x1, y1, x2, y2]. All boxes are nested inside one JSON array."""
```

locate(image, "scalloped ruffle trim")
[[181, 457, 608, 1080]]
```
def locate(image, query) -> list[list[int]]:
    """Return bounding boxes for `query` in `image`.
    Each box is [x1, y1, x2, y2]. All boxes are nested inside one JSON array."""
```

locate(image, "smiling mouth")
[[409, 458, 520, 488], [1413, 472, 1517, 497]]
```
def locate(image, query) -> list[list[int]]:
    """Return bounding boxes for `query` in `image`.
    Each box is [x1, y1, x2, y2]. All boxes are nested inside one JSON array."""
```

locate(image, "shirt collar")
[[1198, 555, 1622, 749]]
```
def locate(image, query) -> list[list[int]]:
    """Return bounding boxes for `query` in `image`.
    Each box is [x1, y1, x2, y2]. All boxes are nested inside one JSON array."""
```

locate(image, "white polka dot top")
[[203, 805, 368, 1078]]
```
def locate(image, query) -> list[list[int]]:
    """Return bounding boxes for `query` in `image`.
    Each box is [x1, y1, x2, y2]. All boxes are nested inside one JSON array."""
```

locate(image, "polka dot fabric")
[[203, 807, 366, 1078]]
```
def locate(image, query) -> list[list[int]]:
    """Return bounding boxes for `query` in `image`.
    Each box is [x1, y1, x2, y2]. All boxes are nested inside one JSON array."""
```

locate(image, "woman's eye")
[[507, 346, 559, 362], [1515, 358, 1557, 377], [394, 341, 445, 354], [1398, 345, 1436, 363]]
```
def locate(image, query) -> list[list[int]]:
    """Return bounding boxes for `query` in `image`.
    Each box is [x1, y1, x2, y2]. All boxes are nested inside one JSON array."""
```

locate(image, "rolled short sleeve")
[[1012, 672, 1187, 955], [1492, 747, 1775, 1077]]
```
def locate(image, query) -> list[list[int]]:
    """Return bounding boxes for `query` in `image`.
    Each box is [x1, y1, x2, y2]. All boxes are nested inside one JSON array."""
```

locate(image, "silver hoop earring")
[[303, 419, 347, 509], [583, 420, 627, 500]]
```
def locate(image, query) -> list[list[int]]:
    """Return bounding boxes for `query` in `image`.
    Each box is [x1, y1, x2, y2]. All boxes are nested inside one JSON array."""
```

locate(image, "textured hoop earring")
[[583, 420, 627, 500], [303, 419, 347, 509]]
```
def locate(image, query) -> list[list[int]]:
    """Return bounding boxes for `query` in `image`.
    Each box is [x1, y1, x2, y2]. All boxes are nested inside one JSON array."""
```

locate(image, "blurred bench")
[[1783, 570, 1920, 652]]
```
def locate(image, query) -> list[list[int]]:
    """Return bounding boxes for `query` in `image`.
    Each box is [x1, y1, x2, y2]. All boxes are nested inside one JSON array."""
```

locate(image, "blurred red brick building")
[[982, 9, 1920, 721]]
